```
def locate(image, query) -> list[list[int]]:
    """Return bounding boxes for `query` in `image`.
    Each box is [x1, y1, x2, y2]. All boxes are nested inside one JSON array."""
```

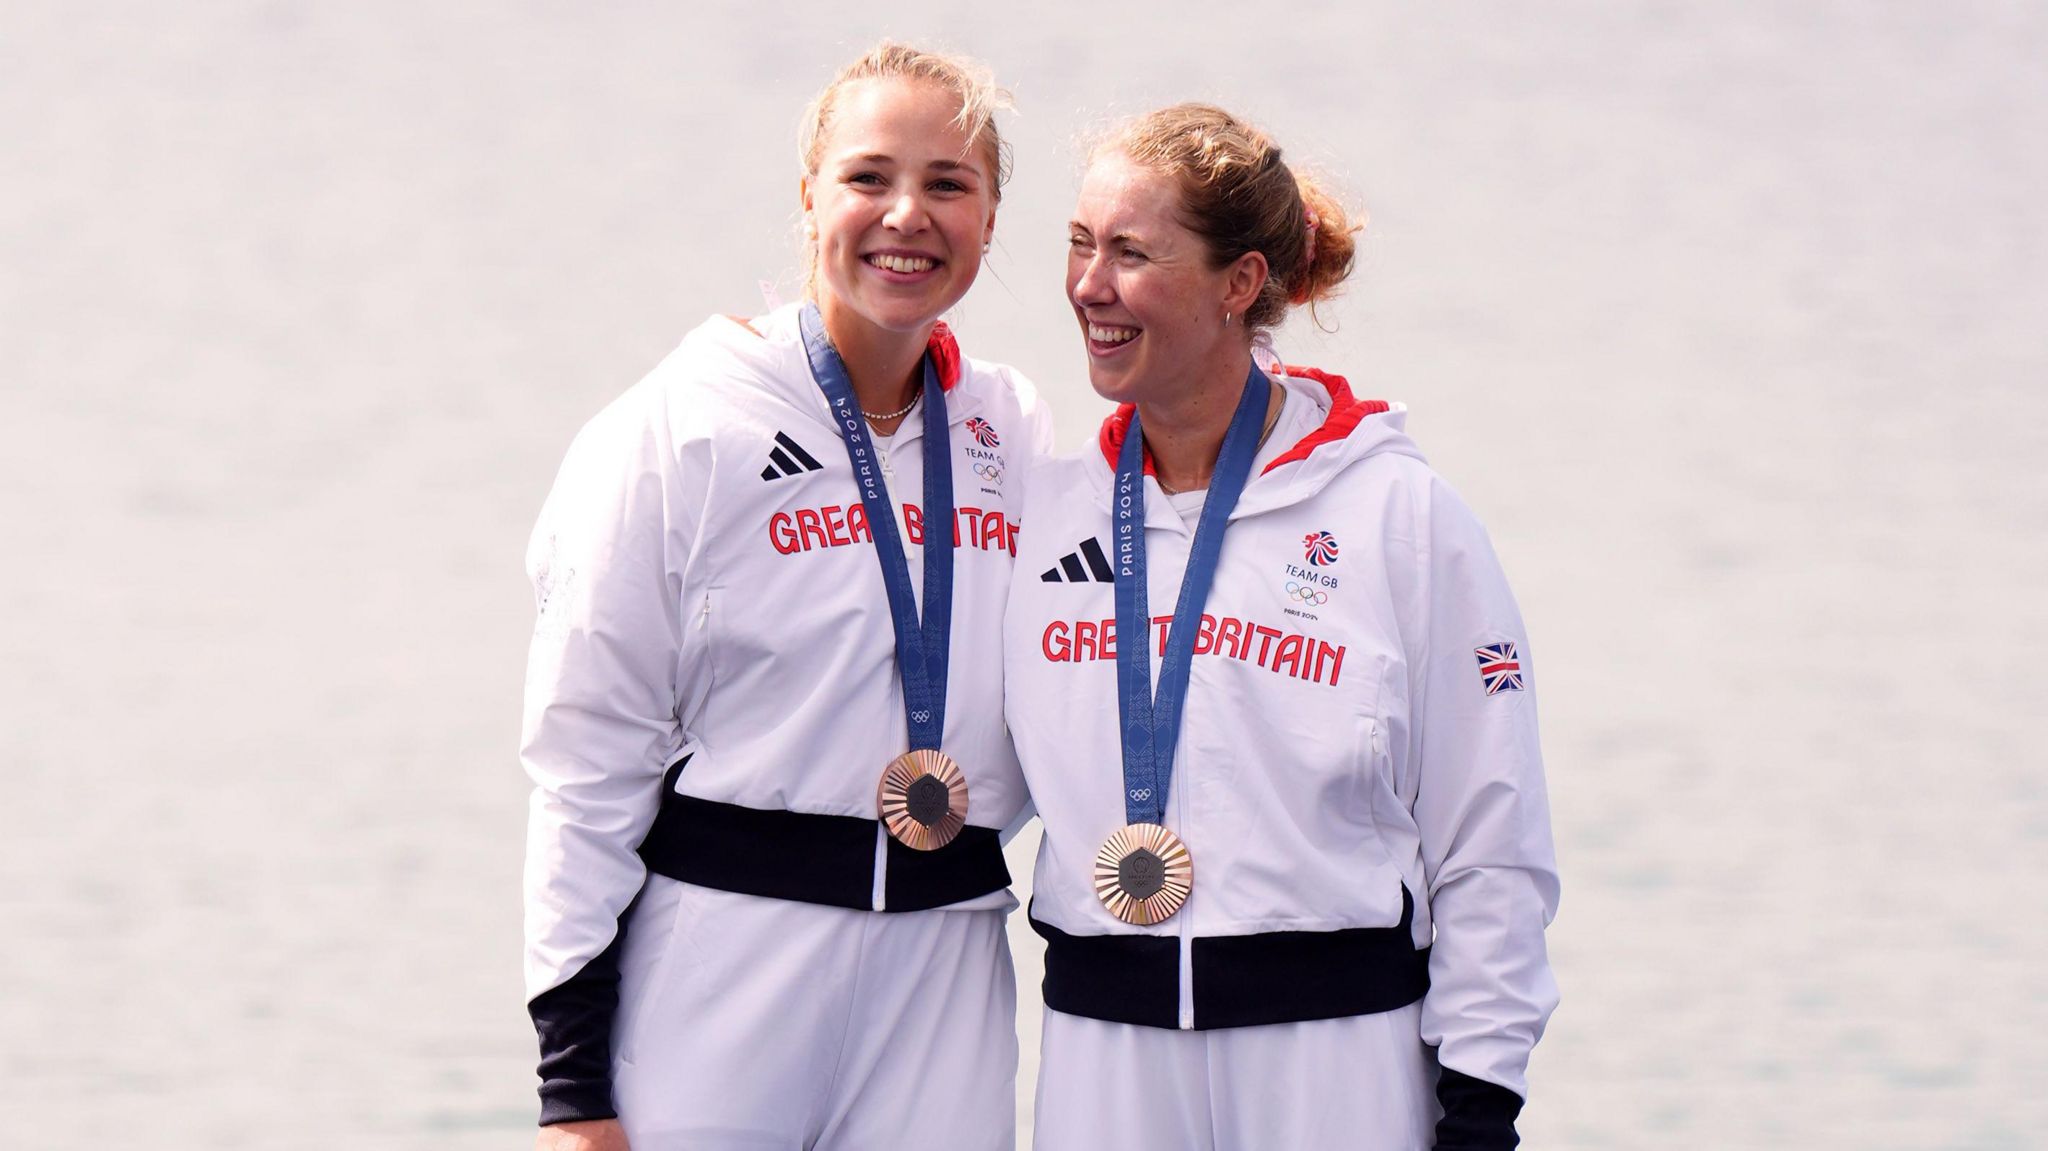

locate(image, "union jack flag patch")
[[965, 417, 1000, 448], [1474, 642, 1524, 695]]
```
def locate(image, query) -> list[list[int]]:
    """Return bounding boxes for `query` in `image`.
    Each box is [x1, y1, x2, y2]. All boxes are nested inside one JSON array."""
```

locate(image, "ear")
[[982, 203, 998, 249], [1221, 250, 1269, 318], [799, 176, 817, 237]]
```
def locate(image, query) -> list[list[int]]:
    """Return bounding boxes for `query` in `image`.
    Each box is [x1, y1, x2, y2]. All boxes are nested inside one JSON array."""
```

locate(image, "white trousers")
[[613, 876, 1018, 1151], [1032, 1003, 1438, 1151]]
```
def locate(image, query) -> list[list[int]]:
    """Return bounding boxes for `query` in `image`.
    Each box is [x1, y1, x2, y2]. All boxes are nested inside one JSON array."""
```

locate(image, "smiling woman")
[[799, 67, 1005, 433], [1009, 104, 1558, 1151], [519, 42, 1052, 1151]]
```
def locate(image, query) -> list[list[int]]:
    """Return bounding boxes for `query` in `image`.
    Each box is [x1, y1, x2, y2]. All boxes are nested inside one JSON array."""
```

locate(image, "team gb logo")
[[965, 417, 1000, 448], [1302, 530, 1340, 566]]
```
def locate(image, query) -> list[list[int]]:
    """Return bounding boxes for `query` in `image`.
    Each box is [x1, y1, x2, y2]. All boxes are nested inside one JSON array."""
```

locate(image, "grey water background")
[[4, 2, 2045, 1147]]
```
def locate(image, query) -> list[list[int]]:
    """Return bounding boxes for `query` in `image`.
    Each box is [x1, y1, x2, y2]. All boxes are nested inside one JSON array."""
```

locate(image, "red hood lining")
[[925, 321, 963, 392], [720, 314, 962, 392], [1095, 365, 1389, 476]]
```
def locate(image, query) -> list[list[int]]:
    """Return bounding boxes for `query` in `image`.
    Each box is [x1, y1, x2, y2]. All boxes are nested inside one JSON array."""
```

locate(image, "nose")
[[883, 190, 928, 235], [1068, 249, 1114, 308]]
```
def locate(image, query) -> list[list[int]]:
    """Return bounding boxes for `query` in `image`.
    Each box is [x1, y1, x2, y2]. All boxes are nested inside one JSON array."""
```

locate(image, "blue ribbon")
[[799, 303, 954, 752], [1114, 365, 1271, 827]]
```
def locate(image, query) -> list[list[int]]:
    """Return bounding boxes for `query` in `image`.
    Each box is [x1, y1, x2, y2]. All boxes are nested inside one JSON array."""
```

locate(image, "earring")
[[1224, 311, 1233, 326]]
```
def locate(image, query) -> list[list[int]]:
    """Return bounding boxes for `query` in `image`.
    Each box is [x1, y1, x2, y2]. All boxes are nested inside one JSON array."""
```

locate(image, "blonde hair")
[[800, 42, 1014, 199], [1100, 103, 1360, 331]]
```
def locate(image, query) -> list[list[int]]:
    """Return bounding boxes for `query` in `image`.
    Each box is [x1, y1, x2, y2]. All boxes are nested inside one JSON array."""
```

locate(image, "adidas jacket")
[[1005, 367, 1559, 1114], [522, 304, 1053, 1122]]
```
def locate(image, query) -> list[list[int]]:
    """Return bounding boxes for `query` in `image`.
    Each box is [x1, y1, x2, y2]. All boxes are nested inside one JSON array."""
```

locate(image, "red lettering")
[[1042, 621, 1071, 662], [1194, 613, 1216, 655], [1099, 618, 1117, 659], [1253, 625, 1283, 667], [981, 510, 1005, 553], [768, 512, 800, 555], [905, 503, 924, 545], [1074, 620, 1098, 661], [958, 505, 983, 548], [1321, 641, 1346, 686], [1273, 634, 1305, 678], [796, 508, 829, 552], [1218, 616, 1245, 660], [1154, 614, 1173, 655], [846, 504, 870, 544], [823, 505, 850, 547], [1005, 518, 1020, 556]]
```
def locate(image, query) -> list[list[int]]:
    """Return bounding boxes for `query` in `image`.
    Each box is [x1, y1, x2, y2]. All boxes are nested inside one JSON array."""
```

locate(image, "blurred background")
[[4, 2, 2044, 1147]]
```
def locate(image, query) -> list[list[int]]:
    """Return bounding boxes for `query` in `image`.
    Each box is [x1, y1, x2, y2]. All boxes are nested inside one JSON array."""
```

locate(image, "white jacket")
[[1004, 366, 1558, 1100], [521, 304, 1052, 1115]]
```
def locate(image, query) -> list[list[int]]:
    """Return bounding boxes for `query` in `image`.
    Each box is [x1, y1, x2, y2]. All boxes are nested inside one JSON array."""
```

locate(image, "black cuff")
[[1434, 1067, 1523, 1150], [530, 920, 632, 1127], [538, 1080, 617, 1127]]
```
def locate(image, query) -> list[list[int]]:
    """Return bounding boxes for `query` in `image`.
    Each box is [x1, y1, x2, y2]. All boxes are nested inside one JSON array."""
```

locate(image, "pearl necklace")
[[862, 387, 923, 423]]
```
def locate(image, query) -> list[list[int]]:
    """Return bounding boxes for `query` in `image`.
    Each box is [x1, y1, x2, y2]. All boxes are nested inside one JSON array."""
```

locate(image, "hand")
[[536, 1118, 629, 1151]]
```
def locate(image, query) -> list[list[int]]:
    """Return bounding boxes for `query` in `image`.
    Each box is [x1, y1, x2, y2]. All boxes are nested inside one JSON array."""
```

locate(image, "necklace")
[[863, 387, 923, 423], [1156, 389, 1284, 496]]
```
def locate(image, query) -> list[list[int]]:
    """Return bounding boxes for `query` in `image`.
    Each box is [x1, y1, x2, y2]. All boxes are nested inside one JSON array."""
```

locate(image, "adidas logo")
[[1041, 537, 1113, 583], [760, 431, 825, 482]]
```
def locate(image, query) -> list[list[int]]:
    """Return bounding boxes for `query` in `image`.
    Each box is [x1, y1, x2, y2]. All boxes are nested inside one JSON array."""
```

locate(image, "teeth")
[[868, 254, 936, 274], [1089, 324, 1139, 344]]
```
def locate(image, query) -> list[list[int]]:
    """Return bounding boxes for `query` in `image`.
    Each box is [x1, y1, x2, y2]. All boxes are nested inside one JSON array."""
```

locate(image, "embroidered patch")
[[1302, 530, 1340, 566], [965, 416, 1000, 448], [1474, 642, 1523, 695]]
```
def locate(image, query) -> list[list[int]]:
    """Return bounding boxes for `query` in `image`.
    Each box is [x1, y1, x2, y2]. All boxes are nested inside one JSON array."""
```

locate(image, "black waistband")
[[638, 788, 1010, 913], [1029, 886, 1430, 1030]]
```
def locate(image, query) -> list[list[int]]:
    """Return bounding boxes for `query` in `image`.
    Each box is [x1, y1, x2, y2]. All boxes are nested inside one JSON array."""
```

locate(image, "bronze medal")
[[1093, 822, 1194, 926], [877, 749, 969, 851]]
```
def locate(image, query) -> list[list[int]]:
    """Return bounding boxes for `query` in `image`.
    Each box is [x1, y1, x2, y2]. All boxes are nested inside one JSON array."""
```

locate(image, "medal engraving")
[[878, 749, 970, 851], [1094, 823, 1194, 925], [904, 775, 951, 827], [1117, 848, 1167, 899]]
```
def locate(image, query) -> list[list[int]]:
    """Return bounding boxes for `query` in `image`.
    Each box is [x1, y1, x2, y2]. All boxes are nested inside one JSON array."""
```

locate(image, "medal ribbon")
[[799, 303, 954, 752], [1114, 364, 1270, 826]]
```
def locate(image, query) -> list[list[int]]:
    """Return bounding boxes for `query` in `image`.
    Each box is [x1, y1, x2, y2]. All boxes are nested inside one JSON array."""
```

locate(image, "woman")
[[1006, 104, 1559, 1150], [522, 45, 1051, 1151]]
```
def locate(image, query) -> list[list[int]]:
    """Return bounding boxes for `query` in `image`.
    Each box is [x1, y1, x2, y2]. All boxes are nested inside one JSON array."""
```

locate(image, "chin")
[[866, 286, 964, 332], [1084, 360, 1148, 406]]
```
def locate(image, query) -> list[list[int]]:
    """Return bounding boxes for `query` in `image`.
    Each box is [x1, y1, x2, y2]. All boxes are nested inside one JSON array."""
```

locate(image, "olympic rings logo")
[[1128, 787, 1153, 801], [1286, 581, 1329, 605], [973, 462, 1003, 481]]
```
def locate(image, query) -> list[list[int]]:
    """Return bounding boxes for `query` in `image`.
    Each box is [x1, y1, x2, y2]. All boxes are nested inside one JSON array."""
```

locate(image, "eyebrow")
[[1070, 223, 1147, 246], [848, 153, 980, 176]]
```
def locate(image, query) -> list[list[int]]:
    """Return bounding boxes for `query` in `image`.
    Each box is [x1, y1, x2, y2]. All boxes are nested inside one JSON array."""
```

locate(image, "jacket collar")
[[1094, 364, 1391, 477], [705, 305, 982, 435]]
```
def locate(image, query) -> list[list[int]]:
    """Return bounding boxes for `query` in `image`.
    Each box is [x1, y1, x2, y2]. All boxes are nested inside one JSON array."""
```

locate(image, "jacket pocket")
[[615, 877, 708, 1067]]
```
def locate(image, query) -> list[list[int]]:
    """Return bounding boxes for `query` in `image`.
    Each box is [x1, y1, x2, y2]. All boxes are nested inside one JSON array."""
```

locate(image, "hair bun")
[[1100, 103, 1361, 331]]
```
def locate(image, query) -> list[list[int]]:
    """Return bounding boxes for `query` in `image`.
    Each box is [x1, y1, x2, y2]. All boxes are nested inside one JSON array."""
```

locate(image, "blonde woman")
[[523, 44, 1050, 1151], [1006, 104, 1558, 1149]]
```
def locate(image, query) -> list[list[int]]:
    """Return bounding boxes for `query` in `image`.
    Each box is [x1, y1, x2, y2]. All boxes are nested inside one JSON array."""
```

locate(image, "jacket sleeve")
[[520, 378, 698, 1126], [1408, 477, 1560, 1149], [998, 364, 1056, 846]]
